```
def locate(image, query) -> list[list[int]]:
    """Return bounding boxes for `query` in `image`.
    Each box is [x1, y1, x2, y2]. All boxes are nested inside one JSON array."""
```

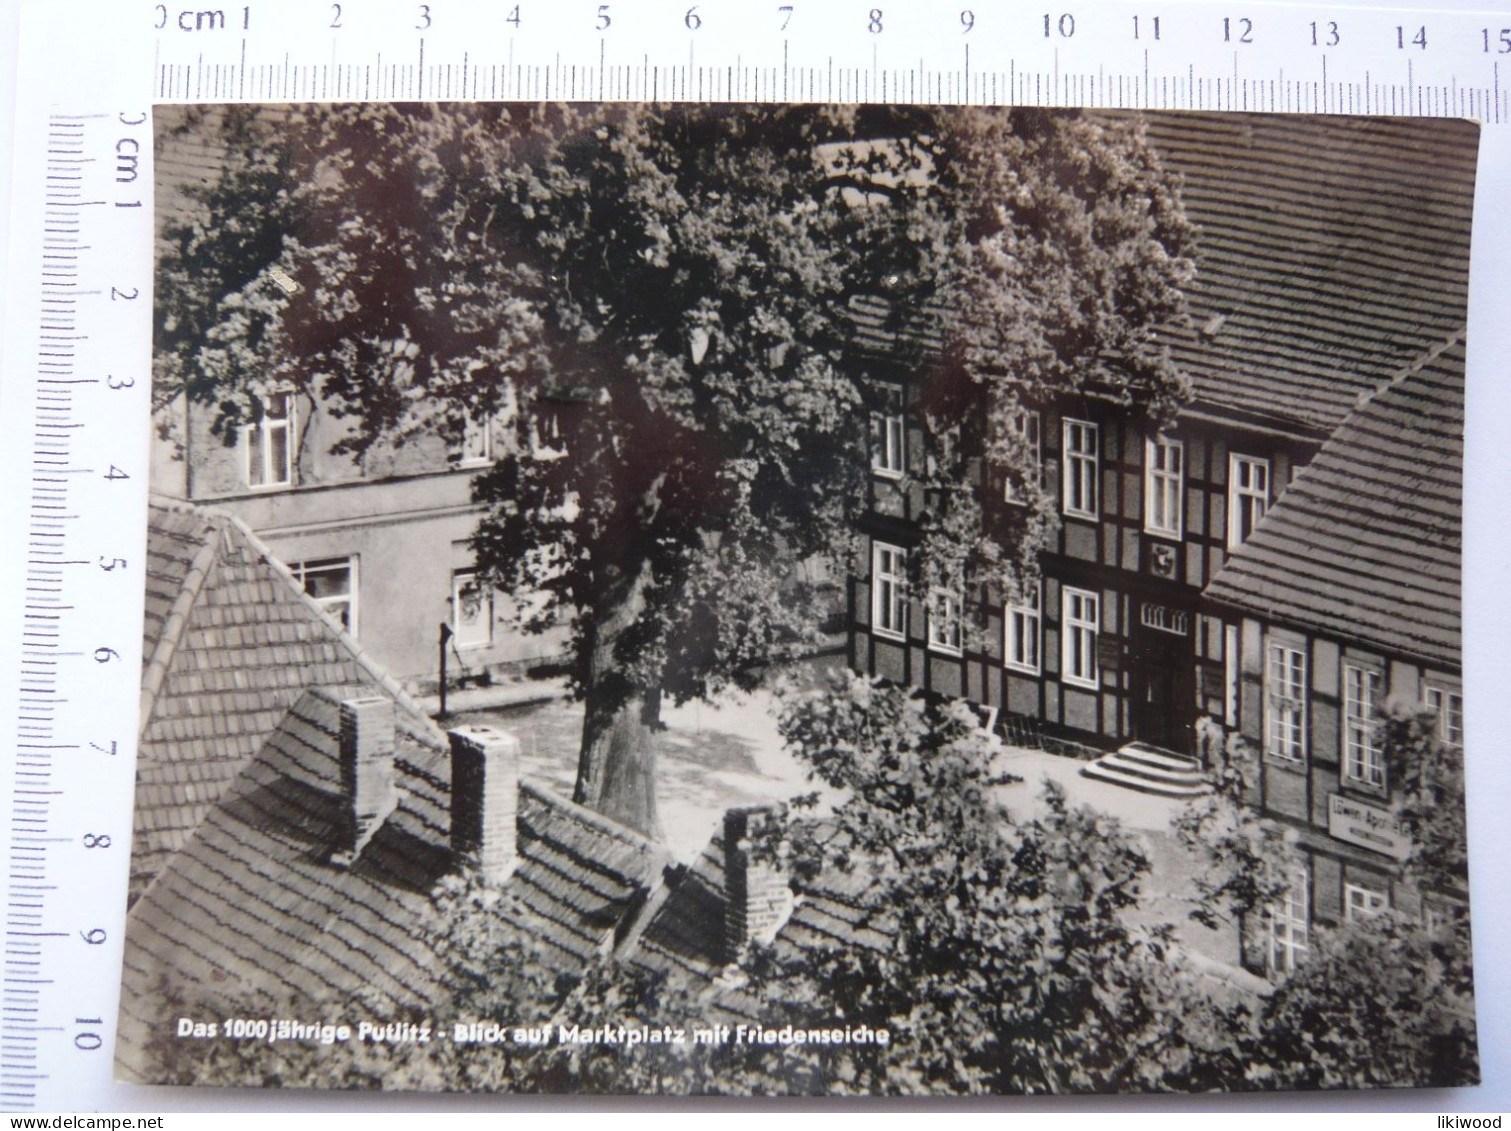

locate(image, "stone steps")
[[1080, 741, 1211, 798]]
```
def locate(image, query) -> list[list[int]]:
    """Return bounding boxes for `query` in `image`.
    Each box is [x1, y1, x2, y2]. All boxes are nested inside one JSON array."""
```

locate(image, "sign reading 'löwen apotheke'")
[[1328, 793, 1412, 861]]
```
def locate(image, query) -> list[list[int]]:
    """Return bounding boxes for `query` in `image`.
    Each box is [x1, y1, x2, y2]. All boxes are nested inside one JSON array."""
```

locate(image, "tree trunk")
[[572, 564, 665, 841], [575, 685, 664, 841]]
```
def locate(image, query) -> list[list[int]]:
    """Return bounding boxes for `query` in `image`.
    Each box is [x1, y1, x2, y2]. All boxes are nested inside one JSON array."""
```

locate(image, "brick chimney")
[[449, 725, 520, 884], [724, 804, 794, 959], [332, 694, 398, 868]]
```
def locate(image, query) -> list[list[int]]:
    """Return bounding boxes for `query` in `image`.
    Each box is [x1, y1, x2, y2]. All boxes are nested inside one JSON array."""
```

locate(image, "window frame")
[[1061, 418, 1099, 520], [1342, 663, 1386, 789], [1144, 436, 1185, 539], [530, 405, 568, 460], [451, 569, 494, 650], [1267, 865, 1310, 976], [287, 555, 358, 638], [450, 413, 496, 469], [926, 588, 964, 656], [1425, 684, 1464, 747], [1264, 640, 1308, 763], [1061, 586, 1100, 690], [245, 387, 296, 490], [1005, 582, 1043, 676], [1228, 453, 1271, 550], [871, 411, 906, 479], [1344, 882, 1390, 923], [871, 541, 908, 642]]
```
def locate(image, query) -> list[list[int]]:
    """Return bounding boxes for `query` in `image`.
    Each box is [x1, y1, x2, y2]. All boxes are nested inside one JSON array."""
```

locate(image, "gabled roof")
[[1204, 333, 1464, 668], [134, 498, 435, 904], [117, 684, 674, 1084], [1146, 113, 1476, 433]]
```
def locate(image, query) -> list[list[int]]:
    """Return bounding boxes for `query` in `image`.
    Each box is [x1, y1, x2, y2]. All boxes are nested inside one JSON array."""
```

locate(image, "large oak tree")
[[156, 104, 1193, 836]]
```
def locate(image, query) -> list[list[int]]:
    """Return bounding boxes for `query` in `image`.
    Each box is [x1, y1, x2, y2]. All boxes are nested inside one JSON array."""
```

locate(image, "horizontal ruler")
[[149, 0, 1511, 122]]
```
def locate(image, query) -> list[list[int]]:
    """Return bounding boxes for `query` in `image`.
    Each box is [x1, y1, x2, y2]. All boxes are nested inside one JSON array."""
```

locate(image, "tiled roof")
[[1146, 113, 1477, 433], [628, 824, 889, 1021], [117, 686, 672, 1083], [847, 113, 1476, 436], [515, 781, 676, 970], [134, 499, 437, 904], [1204, 334, 1464, 668]]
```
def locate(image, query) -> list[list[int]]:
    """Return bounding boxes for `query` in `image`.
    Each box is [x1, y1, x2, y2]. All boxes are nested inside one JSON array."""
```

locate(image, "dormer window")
[[245, 388, 295, 489]]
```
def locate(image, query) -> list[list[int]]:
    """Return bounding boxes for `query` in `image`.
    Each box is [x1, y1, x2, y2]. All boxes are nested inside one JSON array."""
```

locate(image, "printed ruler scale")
[[145, 0, 1511, 121], [3, 0, 1510, 1115]]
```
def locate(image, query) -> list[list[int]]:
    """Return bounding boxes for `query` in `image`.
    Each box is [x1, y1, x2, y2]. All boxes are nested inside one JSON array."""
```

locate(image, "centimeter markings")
[[3, 111, 95, 1113], [156, 45, 1511, 123], [148, 0, 1511, 123], [2, 6, 151, 1097]]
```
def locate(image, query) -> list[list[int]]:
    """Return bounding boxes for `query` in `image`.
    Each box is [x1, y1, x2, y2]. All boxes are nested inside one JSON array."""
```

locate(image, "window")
[[1344, 882, 1389, 923], [927, 589, 963, 655], [1005, 583, 1042, 675], [1343, 664, 1385, 788], [450, 414, 495, 468], [1425, 685, 1464, 747], [1062, 587, 1099, 689], [1062, 419, 1099, 519], [1228, 454, 1271, 549], [288, 556, 357, 637], [871, 411, 905, 478], [451, 570, 493, 649], [1004, 410, 1042, 503], [1267, 866, 1310, 976], [1144, 436, 1184, 538], [1265, 642, 1307, 762], [871, 542, 907, 641], [530, 406, 567, 460], [246, 389, 295, 488]]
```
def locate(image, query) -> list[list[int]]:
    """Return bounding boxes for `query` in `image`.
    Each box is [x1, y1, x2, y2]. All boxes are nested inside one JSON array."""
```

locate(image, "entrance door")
[[1130, 616, 1194, 755]]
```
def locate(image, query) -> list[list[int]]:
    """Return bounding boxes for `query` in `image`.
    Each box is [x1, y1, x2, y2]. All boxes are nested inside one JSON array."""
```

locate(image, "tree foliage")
[[744, 672, 1246, 1095], [1172, 710, 1479, 1091], [156, 104, 1195, 833], [1173, 717, 1298, 931], [1246, 910, 1478, 1090]]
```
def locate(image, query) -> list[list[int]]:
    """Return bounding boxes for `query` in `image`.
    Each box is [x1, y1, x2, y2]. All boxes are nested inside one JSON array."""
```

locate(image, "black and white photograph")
[[117, 102, 1478, 1096]]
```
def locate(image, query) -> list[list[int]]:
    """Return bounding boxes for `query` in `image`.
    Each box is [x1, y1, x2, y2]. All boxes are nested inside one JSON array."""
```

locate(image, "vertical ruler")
[[0, 1, 152, 1113]]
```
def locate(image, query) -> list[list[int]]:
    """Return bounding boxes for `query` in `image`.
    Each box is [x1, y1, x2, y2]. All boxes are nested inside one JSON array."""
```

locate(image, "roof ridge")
[[138, 511, 223, 739], [146, 494, 449, 751], [519, 778, 671, 859], [1351, 326, 1466, 415], [218, 508, 450, 750]]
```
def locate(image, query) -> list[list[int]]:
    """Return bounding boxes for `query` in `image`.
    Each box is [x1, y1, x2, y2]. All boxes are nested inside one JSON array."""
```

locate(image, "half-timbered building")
[[849, 112, 1475, 770]]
